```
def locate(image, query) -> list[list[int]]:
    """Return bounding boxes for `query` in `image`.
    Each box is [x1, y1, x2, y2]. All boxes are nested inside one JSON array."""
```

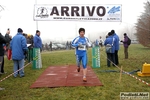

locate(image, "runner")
[[71, 28, 91, 82]]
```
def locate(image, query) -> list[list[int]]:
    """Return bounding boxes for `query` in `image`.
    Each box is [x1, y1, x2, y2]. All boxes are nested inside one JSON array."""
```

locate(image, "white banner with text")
[[34, 4, 122, 22]]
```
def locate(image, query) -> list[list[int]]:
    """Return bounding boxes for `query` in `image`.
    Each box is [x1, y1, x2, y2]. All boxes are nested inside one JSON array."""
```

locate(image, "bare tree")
[[122, 24, 136, 39], [136, 1, 150, 47], [0, 5, 4, 12]]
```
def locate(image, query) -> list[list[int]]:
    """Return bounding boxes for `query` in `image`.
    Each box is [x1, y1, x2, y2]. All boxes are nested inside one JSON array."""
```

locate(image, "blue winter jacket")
[[33, 34, 42, 49], [104, 35, 115, 53], [10, 33, 28, 60], [113, 33, 120, 50]]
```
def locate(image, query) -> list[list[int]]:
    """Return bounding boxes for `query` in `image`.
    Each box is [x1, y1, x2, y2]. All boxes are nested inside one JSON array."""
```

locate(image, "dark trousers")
[[114, 50, 119, 65], [107, 53, 115, 67], [0, 56, 4, 73], [99, 43, 103, 47], [124, 47, 128, 59], [50, 47, 52, 51]]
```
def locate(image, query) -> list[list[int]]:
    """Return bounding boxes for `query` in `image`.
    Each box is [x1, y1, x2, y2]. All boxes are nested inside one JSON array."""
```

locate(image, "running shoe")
[[83, 77, 87, 82], [77, 67, 80, 72]]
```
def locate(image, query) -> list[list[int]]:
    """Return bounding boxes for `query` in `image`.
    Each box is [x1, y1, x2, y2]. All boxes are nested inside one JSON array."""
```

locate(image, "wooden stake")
[[119, 66, 123, 83]]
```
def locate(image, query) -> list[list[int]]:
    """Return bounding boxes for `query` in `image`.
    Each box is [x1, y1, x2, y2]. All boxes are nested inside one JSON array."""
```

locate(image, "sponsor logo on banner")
[[108, 6, 120, 13], [34, 4, 122, 22], [107, 6, 121, 21], [36, 7, 49, 18]]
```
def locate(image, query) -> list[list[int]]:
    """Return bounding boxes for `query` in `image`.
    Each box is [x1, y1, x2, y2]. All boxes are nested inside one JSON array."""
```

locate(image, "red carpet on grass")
[[30, 65, 103, 88]]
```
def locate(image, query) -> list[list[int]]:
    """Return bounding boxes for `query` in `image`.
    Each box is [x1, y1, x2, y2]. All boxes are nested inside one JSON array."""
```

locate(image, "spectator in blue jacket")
[[10, 28, 28, 77], [111, 30, 120, 65], [33, 30, 42, 51], [104, 32, 116, 67]]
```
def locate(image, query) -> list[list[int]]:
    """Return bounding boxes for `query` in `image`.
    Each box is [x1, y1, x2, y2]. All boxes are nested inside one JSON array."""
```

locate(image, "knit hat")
[[124, 33, 127, 35], [18, 28, 23, 32], [111, 30, 115, 34], [108, 32, 112, 36]]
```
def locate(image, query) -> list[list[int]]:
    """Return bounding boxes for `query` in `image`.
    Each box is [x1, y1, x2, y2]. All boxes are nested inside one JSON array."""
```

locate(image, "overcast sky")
[[0, 0, 146, 43]]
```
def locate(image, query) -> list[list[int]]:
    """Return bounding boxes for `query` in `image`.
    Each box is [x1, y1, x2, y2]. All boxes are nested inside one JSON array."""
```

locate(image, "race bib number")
[[78, 45, 86, 50]]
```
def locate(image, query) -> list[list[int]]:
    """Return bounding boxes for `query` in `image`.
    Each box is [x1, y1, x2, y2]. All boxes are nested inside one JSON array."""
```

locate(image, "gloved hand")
[[24, 49, 28, 55], [24, 50, 27, 55], [78, 43, 84, 48]]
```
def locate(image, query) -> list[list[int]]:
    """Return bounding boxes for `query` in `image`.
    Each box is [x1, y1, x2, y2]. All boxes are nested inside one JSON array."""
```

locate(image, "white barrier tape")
[[123, 71, 150, 86], [101, 50, 150, 86], [0, 62, 32, 83]]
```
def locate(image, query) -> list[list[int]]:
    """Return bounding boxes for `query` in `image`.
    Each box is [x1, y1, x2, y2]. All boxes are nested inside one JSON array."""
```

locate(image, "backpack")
[[127, 37, 131, 45]]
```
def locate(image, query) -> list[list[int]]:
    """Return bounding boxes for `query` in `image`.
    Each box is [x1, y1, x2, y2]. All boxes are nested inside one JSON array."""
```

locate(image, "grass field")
[[0, 44, 150, 100]]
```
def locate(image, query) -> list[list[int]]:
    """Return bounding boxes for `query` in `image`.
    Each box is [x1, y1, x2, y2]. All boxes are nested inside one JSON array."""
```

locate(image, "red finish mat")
[[30, 65, 103, 88]]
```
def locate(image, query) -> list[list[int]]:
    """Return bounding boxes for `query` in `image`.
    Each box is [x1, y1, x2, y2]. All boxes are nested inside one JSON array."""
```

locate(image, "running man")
[[71, 28, 91, 82]]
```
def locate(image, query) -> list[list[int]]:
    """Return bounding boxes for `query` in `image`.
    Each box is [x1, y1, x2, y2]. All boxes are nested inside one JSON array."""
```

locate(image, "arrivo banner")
[[33, 4, 122, 22]]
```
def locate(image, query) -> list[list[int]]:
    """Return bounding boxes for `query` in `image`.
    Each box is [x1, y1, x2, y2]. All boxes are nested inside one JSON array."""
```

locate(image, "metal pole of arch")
[[35, 0, 38, 30]]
